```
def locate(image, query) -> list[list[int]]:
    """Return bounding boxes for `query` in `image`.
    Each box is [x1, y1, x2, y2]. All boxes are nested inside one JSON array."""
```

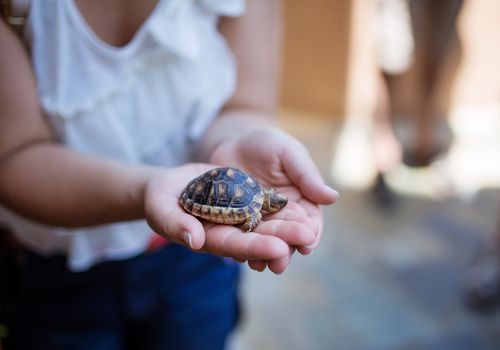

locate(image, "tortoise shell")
[[179, 167, 265, 227]]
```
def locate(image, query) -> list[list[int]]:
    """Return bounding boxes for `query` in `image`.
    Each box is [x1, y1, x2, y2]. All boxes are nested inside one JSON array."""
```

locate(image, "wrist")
[[198, 108, 279, 161]]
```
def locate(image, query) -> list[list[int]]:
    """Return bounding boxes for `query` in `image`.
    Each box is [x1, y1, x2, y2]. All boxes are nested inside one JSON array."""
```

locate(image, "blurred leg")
[[372, 73, 402, 175], [371, 72, 402, 206], [407, 0, 464, 166]]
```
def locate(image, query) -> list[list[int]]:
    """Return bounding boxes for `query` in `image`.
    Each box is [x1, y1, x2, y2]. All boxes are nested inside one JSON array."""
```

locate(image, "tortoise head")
[[264, 189, 288, 213]]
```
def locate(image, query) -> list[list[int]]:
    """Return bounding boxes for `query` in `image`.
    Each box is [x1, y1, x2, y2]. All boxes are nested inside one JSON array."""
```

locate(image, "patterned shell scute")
[[185, 167, 262, 209]]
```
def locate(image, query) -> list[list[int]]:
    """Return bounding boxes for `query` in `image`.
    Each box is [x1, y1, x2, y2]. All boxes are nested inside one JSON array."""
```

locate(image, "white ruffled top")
[[0, 0, 245, 271]]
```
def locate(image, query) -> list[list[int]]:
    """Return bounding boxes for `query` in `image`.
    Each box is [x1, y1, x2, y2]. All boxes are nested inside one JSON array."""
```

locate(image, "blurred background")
[[231, 0, 500, 349]]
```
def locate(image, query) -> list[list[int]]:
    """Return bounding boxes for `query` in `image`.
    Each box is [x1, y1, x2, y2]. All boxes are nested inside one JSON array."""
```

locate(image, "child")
[[0, 0, 338, 348]]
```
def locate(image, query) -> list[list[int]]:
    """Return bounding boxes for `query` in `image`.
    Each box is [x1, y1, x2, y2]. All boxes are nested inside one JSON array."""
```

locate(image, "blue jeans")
[[9, 244, 240, 350]]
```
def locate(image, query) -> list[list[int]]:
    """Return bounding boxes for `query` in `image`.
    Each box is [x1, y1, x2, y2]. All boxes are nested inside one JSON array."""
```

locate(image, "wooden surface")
[[280, 0, 351, 116], [279, 0, 500, 120]]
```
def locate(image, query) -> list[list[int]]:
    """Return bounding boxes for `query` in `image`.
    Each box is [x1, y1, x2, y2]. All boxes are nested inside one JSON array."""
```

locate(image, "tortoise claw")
[[241, 212, 262, 232]]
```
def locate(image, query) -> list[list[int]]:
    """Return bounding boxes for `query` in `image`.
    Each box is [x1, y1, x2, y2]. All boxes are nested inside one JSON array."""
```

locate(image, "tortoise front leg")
[[241, 211, 262, 232]]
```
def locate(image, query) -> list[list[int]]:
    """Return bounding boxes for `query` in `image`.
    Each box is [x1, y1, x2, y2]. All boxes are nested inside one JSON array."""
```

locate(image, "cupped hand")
[[144, 163, 297, 272], [210, 127, 339, 273]]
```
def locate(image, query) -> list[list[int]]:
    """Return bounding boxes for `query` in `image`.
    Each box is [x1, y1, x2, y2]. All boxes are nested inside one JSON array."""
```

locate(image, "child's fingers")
[[248, 260, 267, 272], [203, 225, 289, 261], [254, 218, 315, 247], [146, 192, 206, 249], [267, 247, 295, 274], [254, 202, 316, 247], [295, 198, 324, 253]]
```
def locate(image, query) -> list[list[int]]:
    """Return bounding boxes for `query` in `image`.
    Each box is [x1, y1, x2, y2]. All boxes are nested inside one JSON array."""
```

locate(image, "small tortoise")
[[180, 167, 288, 231]]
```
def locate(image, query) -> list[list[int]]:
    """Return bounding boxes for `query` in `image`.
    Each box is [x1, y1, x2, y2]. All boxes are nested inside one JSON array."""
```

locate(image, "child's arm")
[[0, 19, 292, 267], [0, 20, 152, 227], [197, 0, 282, 160]]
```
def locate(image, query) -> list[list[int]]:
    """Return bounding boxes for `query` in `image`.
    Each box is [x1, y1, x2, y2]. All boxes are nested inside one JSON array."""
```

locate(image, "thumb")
[[146, 192, 206, 250], [282, 142, 339, 205]]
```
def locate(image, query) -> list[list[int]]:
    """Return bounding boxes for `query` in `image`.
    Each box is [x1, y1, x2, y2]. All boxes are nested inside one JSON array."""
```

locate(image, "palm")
[[212, 129, 301, 193], [144, 162, 310, 274], [145, 128, 336, 274]]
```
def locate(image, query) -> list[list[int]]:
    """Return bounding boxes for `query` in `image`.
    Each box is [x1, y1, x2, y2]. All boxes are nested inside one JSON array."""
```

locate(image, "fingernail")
[[328, 186, 340, 198], [182, 231, 193, 248], [279, 254, 291, 263], [304, 243, 316, 251]]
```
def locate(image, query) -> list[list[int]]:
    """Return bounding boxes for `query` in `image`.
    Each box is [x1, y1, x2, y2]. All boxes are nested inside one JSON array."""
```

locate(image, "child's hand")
[[209, 127, 339, 273], [144, 163, 294, 270]]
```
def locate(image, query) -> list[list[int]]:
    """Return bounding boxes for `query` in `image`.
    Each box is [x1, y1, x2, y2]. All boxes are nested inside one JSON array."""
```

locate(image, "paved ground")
[[229, 110, 500, 350]]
